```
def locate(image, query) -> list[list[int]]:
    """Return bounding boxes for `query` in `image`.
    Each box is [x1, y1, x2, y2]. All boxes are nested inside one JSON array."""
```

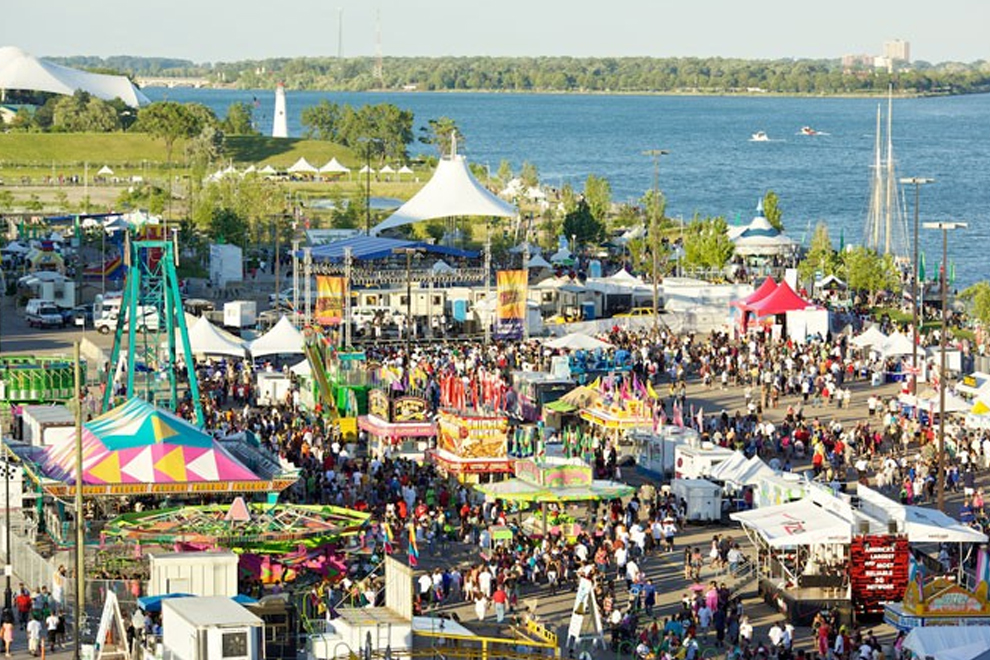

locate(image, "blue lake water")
[[145, 88, 990, 286]]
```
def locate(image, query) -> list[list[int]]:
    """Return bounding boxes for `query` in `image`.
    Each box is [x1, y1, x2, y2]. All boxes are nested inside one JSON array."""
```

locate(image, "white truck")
[[674, 443, 737, 480], [95, 303, 161, 334], [223, 301, 257, 328], [162, 596, 264, 660]]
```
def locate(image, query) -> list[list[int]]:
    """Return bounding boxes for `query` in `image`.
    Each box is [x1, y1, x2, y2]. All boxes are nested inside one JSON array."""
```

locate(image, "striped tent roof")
[[42, 398, 260, 485]]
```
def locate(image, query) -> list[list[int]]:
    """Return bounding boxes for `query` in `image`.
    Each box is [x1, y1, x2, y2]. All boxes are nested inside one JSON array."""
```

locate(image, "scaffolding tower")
[[101, 235, 204, 426]]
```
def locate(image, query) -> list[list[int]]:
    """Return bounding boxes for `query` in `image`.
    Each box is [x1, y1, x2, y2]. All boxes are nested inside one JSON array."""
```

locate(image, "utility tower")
[[373, 9, 384, 88]]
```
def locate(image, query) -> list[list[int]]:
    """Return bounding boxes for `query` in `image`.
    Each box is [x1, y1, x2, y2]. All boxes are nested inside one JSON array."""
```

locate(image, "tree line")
[[51, 55, 990, 96]]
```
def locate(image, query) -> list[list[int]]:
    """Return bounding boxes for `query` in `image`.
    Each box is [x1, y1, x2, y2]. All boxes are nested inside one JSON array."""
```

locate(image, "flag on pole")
[[383, 522, 394, 554], [408, 523, 419, 567], [919, 251, 926, 282]]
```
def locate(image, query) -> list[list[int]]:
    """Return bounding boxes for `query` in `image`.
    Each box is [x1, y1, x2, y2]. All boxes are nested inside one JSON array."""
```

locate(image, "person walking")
[[1, 609, 13, 657], [26, 615, 41, 657], [45, 609, 59, 651], [492, 585, 507, 623]]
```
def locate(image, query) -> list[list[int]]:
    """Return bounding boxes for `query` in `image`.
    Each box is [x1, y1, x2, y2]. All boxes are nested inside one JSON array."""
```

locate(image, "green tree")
[[562, 199, 605, 245], [222, 102, 257, 135], [839, 247, 900, 303], [208, 208, 248, 247], [496, 160, 513, 185], [682, 215, 735, 270], [763, 190, 784, 231], [583, 174, 612, 226], [419, 116, 462, 157], [300, 100, 341, 140], [186, 124, 225, 168], [519, 161, 540, 188], [961, 281, 990, 328], [798, 222, 839, 281], [134, 101, 202, 166]]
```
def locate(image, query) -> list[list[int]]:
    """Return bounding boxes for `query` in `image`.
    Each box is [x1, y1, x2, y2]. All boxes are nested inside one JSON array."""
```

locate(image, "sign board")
[[850, 535, 910, 614], [368, 389, 390, 421]]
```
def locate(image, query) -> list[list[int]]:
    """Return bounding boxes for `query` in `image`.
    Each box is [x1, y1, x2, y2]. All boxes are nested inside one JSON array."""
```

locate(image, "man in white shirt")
[[768, 621, 784, 648], [625, 559, 640, 588], [26, 616, 42, 656]]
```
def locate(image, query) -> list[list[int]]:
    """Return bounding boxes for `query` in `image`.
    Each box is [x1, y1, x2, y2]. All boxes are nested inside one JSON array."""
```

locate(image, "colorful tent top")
[[731, 277, 776, 309], [747, 280, 815, 316], [104, 502, 370, 551], [39, 398, 263, 487]]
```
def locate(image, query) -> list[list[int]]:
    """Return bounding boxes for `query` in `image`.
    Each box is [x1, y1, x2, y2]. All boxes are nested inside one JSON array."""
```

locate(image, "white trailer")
[[149, 551, 239, 597], [672, 478, 723, 522], [162, 596, 264, 660], [674, 443, 736, 480], [632, 425, 700, 477], [224, 300, 257, 328], [210, 244, 243, 288], [21, 404, 75, 446]]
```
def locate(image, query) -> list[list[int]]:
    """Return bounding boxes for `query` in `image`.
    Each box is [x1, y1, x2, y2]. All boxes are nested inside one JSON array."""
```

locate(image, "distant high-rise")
[[883, 39, 911, 63], [272, 83, 288, 138]]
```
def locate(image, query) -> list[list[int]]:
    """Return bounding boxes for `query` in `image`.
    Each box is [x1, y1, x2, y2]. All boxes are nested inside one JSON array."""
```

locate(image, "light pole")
[[393, 247, 424, 374], [643, 149, 669, 334], [924, 221, 966, 512], [900, 177, 934, 395], [358, 138, 382, 235]]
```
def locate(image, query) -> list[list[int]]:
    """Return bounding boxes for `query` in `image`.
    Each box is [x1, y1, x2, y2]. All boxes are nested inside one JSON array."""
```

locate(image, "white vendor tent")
[[850, 325, 887, 349], [0, 46, 149, 107], [260, 165, 277, 175], [289, 359, 312, 377], [398, 165, 414, 175], [249, 316, 305, 357], [527, 254, 552, 269], [903, 626, 990, 660], [880, 331, 916, 358], [358, 164, 375, 174], [181, 316, 247, 358], [708, 451, 749, 483], [378, 164, 396, 174], [731, 499, 852, 548], [287, 157, 318, 174], [319, 157, 350, 174], [97, 165, 114, 176], [606, 269, 642, 286], [371, 138, 516, 235], [545, 332, 611, 351], [857, 485, 987, 543]]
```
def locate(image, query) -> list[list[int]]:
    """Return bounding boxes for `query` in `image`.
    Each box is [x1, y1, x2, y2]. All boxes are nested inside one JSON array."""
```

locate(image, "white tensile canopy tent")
[[550, 248, 572, 263], [606, 269, 642, 285], [0, 46, 149, 107], [287, 157, 318, 174], [545, 332, 612, 351], [249, 316, 305, 357], [358, 164, 375, 174], [260, 165, 277, 175], [707, 451, 750, 483], [97, 165, 114, 176], [378, 164, 396, 174], [880, 331, 916, 357], [857, 485, 987, 543], [177, 316, 247, 358], [319, 157, 350, 174], [398, 165, 414, 175], [527, 254, 552, 269], [371, 138, 517, 235]]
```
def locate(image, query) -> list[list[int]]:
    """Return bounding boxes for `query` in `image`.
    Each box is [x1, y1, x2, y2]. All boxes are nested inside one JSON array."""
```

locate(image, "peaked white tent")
[[358, 164, 375, 174], [260, 165, 277, 175], [550, 248, 572, 263], [319, 157, 350, 174], [432, 260, 455, 274], [880, 331, 916, 358], [180, 316, 247, 358], [398, 165, 414, 175], [287, 157, 318, 174], [607, 269, 642, 285], [371, 141, 517, 235], [97, 165, 114, 176], [850, 325, 887, 349], [731, 499, 852, 548], [527, 254, 552, 269], [242, 164, 257, 175], [378, 164, 396, 174], [509, 241, 541, 255], [0, 46, 149, 107], [249, 316, 305, 357], [546, 332, 611, 351]]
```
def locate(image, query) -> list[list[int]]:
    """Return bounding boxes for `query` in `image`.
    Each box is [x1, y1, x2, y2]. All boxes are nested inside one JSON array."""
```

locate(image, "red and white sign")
[[849, 534, 910, 614]]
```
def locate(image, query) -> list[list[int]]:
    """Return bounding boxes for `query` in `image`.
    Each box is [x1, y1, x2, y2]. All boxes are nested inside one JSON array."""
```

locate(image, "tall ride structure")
[[101, 234, 204, 427]]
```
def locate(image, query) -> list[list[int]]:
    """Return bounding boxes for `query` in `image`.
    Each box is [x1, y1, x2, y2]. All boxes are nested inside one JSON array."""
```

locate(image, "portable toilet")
[[451, 299, 468, 322], [581, 301, 596, 321], [588, 260, 602, 278]]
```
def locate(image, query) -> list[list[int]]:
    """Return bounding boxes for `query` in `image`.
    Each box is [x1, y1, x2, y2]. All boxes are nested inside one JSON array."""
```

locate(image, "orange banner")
[[315, 276, 346, 325], [496, 269, 526, 339]]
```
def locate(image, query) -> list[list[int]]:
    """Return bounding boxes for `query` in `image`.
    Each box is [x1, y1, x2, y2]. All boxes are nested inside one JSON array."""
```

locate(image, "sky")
[[4, 0, 988, 64]]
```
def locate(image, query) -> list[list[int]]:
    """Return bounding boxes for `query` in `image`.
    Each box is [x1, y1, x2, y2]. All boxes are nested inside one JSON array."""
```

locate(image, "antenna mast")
[[373, 9, 384, 88], [337, 8, 343, 60]]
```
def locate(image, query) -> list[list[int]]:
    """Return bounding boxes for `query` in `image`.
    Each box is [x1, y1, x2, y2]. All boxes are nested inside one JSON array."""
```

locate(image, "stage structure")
[[101, 235, 204, 426]]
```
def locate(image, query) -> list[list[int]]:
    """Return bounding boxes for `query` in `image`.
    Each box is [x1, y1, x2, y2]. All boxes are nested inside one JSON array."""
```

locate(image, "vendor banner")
[[315, 276, 346, 325], [496, 269, 526, 340], [850, 534, 910, 614], [438, 411, 508, 459]]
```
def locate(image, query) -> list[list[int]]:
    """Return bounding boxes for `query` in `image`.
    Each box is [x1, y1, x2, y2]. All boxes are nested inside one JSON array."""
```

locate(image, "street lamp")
[[358, 138, 382, 235], [923, 220, 966, 512], [643, 149, 669, 334], [900, 177, 934, 395]]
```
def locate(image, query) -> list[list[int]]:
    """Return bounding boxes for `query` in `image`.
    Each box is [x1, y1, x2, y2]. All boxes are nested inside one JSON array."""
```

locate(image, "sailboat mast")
[[870, 104, 883, 250], [884, 86, 895, 255]]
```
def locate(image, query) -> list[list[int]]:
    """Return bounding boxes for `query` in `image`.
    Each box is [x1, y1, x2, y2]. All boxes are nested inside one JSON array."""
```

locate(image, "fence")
[[2, 515, 56, 594]]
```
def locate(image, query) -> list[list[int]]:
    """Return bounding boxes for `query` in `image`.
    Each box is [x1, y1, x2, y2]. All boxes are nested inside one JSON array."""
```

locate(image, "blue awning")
[[306, 236, 478, 262]]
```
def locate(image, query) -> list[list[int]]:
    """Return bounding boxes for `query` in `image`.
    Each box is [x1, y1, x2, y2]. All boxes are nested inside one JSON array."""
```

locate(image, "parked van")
[[95, 305, 161, 334], [351, 306, 397, 327], [25, 299, 65, 328]]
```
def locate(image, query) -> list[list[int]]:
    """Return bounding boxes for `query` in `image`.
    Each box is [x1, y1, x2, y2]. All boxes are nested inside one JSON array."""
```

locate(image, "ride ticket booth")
[[358, 388, 436, 460]]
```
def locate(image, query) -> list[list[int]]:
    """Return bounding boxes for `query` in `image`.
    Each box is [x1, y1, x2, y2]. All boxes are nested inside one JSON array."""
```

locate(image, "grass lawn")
[[0, 132, 361, 171]]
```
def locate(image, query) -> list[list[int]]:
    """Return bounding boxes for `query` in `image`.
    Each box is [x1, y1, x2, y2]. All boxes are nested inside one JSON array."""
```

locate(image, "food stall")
[[511, 370, 574, 422], [358, 388, 436, 460], [427, 410, 514, 483]]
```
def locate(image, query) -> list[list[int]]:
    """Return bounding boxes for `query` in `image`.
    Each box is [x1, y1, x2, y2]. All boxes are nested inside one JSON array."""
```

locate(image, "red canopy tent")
[[748, 280, 815, 316], [731, 277, 777, 310]]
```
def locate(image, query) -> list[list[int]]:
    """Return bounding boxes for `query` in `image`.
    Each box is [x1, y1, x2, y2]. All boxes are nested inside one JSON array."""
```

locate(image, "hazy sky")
[[5, 0, 987, 64]]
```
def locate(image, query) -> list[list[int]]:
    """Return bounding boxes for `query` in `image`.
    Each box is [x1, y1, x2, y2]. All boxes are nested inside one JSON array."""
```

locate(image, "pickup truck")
[[27, 303, 66, 328]]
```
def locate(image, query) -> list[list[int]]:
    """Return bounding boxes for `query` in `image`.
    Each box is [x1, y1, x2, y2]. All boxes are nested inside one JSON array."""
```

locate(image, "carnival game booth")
[[475, 456, 634, 540], [579, 398, 653, 439], [427, 410, 514, 483], [358, 388, 436, 460]]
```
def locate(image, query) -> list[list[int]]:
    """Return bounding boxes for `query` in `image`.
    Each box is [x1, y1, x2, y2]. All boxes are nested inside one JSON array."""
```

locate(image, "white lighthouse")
[[272, 83, 288, 138]]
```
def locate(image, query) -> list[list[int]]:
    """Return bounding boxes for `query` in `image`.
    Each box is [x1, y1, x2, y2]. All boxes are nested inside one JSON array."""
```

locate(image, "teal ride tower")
[[101, 233, 205, 426]]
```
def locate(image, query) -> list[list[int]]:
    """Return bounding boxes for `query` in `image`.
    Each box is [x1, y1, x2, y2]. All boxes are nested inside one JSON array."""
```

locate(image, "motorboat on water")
[[800, 126, 819, 136], [750, 131, 769, 142]]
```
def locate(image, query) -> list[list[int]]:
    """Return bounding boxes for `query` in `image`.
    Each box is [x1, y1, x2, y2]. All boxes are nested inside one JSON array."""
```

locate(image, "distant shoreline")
[[141, 84, 964, 100]]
